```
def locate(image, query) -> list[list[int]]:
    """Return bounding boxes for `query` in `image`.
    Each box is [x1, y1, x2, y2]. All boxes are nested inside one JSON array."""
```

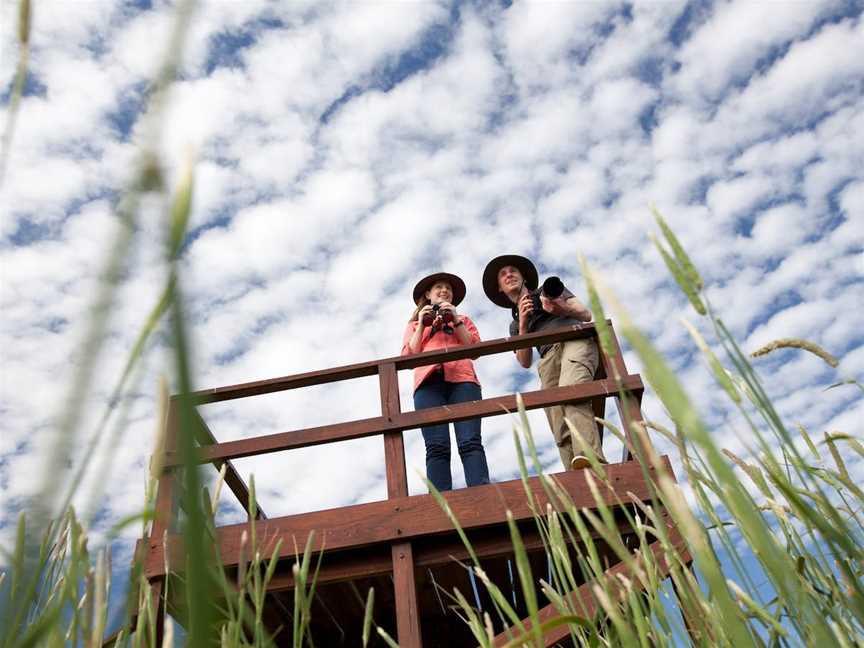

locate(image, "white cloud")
[[1, 1, 862, 618], [673, 0, 845, 103]]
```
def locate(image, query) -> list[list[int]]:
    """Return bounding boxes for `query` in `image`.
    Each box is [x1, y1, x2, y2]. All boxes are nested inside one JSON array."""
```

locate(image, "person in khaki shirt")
[[482, 255, 603, 471]]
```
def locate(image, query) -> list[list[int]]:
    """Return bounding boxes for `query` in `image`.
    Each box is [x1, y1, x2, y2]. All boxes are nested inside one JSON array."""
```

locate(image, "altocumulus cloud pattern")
[[0, 0, 862, 626]]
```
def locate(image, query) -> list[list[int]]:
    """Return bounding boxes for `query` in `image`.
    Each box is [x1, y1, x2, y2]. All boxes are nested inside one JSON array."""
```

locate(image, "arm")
[[453, 314, 480, 346], [515, 294, 534, 369], [401, 321, 420, 355], [560, 296, 592, 321], [541, 287, 592, 321], [440, 304, 480, 346], [401, 305, 434, 354]]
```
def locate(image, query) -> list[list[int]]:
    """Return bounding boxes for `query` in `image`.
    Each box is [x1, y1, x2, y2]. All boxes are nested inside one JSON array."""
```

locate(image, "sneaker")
[[570, 455, 591, 470]]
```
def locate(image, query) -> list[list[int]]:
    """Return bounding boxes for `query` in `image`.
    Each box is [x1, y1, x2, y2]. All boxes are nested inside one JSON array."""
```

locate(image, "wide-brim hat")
[[482, 254, 538, 308], [412, 272, 467, 306]]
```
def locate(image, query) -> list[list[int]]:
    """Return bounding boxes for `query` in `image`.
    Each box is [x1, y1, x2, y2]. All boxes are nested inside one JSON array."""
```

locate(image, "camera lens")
[[542, 276, 564, 299]]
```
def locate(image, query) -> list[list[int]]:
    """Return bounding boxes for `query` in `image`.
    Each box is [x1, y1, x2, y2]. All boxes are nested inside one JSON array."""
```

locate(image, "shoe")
[[570, 455, 591, 470]]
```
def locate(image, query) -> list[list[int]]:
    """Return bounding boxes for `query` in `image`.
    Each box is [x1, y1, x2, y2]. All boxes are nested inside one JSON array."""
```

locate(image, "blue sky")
[[1, 0, 862, 638]]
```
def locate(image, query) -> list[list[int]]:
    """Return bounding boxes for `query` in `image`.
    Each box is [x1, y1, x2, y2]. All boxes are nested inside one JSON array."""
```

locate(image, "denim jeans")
[[413, 380, 489, 492]]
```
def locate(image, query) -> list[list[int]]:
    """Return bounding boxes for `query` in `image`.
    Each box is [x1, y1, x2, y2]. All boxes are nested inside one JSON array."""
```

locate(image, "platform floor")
[[258, 514, 639, 647]]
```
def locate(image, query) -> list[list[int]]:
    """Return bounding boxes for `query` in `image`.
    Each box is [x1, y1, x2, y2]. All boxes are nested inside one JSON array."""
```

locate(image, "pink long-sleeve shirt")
[[400, 315, 482, 391]]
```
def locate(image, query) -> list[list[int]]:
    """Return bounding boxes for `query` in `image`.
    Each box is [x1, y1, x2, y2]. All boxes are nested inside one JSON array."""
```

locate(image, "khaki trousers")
[[537, 338, 604, 468]]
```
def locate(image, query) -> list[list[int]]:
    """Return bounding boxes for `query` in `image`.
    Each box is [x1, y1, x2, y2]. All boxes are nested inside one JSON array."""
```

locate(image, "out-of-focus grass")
[[435, 212, 862, 647], [1, 0, 860, 643]]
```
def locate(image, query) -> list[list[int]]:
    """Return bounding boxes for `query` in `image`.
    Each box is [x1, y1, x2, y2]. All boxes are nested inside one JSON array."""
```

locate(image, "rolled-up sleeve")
[[401, 321, 418, 356], [462, 316, 481, 344]]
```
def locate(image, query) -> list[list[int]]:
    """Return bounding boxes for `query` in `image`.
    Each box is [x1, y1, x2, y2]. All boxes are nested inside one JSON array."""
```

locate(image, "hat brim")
[[412, 272, 467, 306], [482, 255, 538, 308]]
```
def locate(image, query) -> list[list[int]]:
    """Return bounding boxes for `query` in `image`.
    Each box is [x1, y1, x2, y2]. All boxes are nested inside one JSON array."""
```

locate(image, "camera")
[[422, 304, 455, 333], [529, 276, 566, 313]]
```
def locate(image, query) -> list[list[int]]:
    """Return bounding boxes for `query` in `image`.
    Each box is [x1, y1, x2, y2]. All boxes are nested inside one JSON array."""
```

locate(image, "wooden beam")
[[264, 513, 632, 592], [163, 375, 643, 467], [379, 363, 407, 499], [185, 325, 602, 405], [145, 459, 668, 578], [598, 323, 649, 463], [149, 401, 178, 552], [378, 362, 423, 648], [392, 541, 422, 648], [191, 408, 266, 519], [490, 525, 690, 647]]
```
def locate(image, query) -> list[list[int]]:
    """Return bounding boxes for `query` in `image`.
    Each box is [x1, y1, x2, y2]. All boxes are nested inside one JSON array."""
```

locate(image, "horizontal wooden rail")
[[182, 324, 602, 405], [145, 458, 668, 578], [163, 374, 643, 467]]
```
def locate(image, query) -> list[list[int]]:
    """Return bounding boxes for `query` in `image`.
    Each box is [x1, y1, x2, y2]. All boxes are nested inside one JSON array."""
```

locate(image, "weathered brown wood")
[[186, 325, 601, 404], [598, 323, 649, 463], [592, 361, 607, 446], [491, 524, 690, 647], [191, 408, 266, 520], [379, 363, 408, 499], [144, 459, 668, 578], [378, 362, 423, 646], [149, 402, 178, 546], [136, 316, 700, 648], [392, 541, 422, 648], [163, 375, 643, 467], [264, 520, 568, 592]]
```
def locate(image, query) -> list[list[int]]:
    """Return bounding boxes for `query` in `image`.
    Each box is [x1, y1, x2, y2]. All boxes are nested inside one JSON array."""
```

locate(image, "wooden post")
[[379, 363, 422, 648], [600, 323, 650, 462], [147, 401, 179, 647]]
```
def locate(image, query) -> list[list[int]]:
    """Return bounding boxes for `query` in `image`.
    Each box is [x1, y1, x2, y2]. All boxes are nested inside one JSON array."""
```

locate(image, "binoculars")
[[422, 304, 455, 332]]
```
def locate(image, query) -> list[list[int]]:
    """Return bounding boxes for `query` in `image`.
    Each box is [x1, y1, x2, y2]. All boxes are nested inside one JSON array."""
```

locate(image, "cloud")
[[672, 0, 846, 103], [1, 2, 861, 630]]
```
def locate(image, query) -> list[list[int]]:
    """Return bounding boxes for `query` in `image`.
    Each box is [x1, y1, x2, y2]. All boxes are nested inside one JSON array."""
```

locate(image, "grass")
[[1, 0, 861, 645]]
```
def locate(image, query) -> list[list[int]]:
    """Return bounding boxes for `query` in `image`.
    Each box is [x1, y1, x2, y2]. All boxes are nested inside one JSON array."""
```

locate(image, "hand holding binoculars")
[[422, 304, 455, 332]]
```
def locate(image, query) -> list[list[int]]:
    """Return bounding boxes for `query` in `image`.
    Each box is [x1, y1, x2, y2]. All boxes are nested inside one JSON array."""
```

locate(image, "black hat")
[[482, 254, 538, 308], [412, 272, 467, 306]]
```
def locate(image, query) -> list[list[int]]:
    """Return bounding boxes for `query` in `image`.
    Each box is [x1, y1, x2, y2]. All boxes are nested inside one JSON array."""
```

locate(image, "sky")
[[1, 0, 862, 635]]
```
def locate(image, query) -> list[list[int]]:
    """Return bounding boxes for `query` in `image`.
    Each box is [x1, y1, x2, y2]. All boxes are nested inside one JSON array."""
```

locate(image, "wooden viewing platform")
[[140, 322, 692, 647]]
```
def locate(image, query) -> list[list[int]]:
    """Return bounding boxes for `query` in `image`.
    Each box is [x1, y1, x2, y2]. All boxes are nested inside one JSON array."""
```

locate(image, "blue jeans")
[[413, 380, 489, 492]]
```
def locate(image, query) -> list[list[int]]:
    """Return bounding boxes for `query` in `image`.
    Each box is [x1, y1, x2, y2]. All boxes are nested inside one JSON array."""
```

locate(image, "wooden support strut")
[[597, 322, 650, 463], [190, 408, 266, 520], [379, 362, 423, 648]]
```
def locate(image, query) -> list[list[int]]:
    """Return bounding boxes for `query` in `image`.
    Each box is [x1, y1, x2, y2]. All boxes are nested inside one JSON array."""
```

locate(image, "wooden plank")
[[263, 520, 575, 592], [149, 401, 178, 549], [191, 408, 266, 520], [379, 363, 408, 499], [392, 541, 422, 648], [378, 362, 423, 646], [145, 459, 668, 578], [599, 323, 649, 463], [490, 524, 689, 647], [186, 324, 603, 404], [163, 375, 644, 467]]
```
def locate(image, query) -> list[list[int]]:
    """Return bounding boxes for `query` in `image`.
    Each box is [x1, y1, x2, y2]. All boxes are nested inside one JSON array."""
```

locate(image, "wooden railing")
[[145, 320, 650, 647]]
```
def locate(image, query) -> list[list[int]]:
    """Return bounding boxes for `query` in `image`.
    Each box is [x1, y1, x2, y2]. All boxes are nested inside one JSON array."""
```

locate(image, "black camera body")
[[529, 276, 566, 313], [423, 303, 455, 333]]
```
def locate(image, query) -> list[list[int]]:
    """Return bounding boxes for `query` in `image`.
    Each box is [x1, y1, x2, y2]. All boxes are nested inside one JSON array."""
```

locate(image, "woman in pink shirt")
[[402, 272, 489, 492]]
